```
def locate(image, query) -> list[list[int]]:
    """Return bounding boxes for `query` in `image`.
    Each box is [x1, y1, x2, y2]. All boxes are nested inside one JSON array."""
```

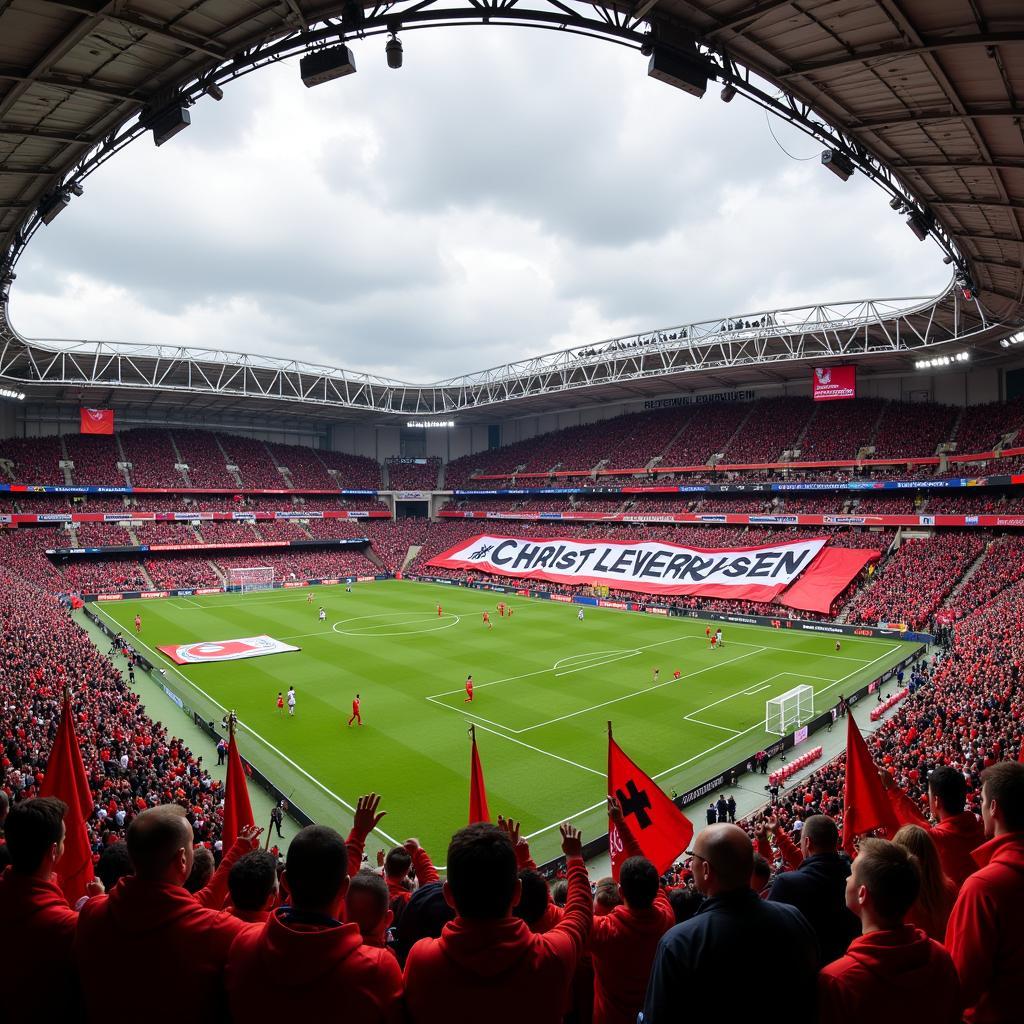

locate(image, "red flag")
[[468, 727, 490, 824], [842, 715, 902, 854], [80, 408, 114, 435], [40, 693, 94, 903], [608, 730, 693, 879], [222, 731, 255, 845]]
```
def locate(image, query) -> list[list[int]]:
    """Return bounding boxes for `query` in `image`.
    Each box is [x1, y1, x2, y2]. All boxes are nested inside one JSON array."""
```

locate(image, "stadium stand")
[[388, 458, 441, 490]]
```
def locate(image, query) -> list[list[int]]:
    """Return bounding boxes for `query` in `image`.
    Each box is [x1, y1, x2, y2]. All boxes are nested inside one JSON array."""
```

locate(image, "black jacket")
[[767, 852, 859, 965], [641, 888, 818, 1023]]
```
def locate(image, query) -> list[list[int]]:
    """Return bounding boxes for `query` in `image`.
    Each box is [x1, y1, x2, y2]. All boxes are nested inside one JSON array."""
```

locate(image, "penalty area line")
[[470, 722, 603, 777], [91, 604, 402, 848]]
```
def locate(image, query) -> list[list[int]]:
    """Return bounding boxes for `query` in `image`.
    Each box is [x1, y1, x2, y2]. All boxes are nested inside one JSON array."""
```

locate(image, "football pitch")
[[91, 580, 919, 864]]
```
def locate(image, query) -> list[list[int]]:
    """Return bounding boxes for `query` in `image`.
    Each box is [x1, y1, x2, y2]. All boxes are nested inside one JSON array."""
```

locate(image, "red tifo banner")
[[80, 408, 114, 434], [426, 534, 877, 614], [812, 365, 856, 401]]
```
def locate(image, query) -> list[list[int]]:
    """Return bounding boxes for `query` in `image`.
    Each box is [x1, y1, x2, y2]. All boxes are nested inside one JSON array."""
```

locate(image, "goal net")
[[765, 684, 814, 736], [228, 566, 275, 594]]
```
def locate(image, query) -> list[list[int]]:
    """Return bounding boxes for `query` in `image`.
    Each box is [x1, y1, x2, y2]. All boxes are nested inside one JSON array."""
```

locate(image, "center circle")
[[331, 612, 461, 637]]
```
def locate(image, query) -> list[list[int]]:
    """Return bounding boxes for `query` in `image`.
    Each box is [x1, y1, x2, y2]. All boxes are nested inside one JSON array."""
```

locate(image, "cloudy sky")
[[10, 29, 948, 382]]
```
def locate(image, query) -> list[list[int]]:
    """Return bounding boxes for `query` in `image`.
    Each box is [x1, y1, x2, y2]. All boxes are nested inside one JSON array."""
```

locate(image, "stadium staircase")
[[59, 435, 73, 485], [402, 545, 422, 571], [651, 409, 699, 469], [382, 462, 391, 489], [716, 404, 758, 464], [213, 434, 245, 489], [206, 561, 227, 586], [264, 441, 294, 488], [114, 434, 133, 487], [941, 541, 998, 610], [166, 431, 193, 487]]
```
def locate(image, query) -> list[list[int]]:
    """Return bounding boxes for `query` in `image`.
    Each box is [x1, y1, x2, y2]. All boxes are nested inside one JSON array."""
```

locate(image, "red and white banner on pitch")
[[158, 635, 300, 665], [427, 534, 832, 602]]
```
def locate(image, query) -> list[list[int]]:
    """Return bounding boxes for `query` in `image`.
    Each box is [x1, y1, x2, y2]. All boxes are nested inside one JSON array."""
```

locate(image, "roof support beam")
[[0, 66, 144, 103], [779, 32, 1024, 80], [854, 106, 1024, 130]]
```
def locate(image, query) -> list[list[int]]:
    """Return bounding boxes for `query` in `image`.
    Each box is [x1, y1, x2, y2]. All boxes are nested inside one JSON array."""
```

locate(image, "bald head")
[[127, 805, 194, 883], [692, 824, 753, 895]]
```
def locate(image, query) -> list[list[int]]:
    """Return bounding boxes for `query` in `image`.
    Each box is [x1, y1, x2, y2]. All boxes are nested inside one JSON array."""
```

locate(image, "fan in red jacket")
[[75, 805, 248, 1024], [945, 761, 1024, 1024], [818, 837, 961, 1024], [226, 824, 403, 1022], [589, 799, 675, 1024], [404, 821, 593, 1024], [0, 798, 102, 1020], [378, 839, 439, 906], [885, 765, 984, 889]]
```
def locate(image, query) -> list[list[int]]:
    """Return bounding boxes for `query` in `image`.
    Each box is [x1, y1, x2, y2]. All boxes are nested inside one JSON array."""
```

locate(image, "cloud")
[[9, 29, 948, 381]]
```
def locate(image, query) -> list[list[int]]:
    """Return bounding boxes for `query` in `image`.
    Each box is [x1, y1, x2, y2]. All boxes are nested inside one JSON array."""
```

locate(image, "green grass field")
[[91, 580, 918, 864]]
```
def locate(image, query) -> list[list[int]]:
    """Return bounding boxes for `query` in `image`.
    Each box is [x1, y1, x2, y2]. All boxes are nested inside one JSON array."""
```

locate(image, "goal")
[[228, 566, 275, 594], [765, 684, 814, 736]]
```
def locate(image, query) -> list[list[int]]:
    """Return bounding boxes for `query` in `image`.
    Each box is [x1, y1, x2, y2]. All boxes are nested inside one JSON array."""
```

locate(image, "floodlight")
[[821, 149, 854, 182], [720, 84, 736, 103], [889, 196, 903, 210], [647, 46, 709, 98], [69, 182, 84, 197], [301, 45, 357, 87], [906, 209, 933, 241], [37, 192, 69, 225], [206, 84, 224, 101], [151, 106, 191, 147], [386, 34, 403, 69]]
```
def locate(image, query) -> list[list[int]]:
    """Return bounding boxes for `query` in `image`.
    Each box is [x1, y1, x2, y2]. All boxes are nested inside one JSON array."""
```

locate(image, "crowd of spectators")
[[144, 556, 222, 590], [266, 441, 336, 489], [871, 401, 958, 460], [316, 450, 383, 489], [720, 397, 812, 464], [119, 429, 181, 488], [172, 430, 236, 488], [847, 533, 986, 629], [387, 459, 442, 490], [220, 435, 287, 490], [800, 399, 887, 462], [64, 435, 126, 486], [0, 435, 65, 483], [951, 395, 1024, 455]]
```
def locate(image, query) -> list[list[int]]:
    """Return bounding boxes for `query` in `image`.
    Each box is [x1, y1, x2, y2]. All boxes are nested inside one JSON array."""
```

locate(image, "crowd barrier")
[[870, 687, 910, 721]]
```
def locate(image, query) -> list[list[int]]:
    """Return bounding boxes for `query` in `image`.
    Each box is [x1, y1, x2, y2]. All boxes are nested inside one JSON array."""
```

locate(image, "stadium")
[[1, 1, 1022, 1022]]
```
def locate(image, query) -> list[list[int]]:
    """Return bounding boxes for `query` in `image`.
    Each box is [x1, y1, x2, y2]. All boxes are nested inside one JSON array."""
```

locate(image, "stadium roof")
[[0, 0, 1021, 422]]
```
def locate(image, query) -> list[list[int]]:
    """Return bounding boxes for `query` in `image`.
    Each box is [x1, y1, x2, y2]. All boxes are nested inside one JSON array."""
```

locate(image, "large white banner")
[[158, 635, 300, 665], [427, 534, 829, 600]]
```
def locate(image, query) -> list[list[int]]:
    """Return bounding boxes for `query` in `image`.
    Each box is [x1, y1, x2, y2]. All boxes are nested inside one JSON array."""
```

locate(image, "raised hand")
[[353, 792, 386, 839], [560, 822, 583, 858]]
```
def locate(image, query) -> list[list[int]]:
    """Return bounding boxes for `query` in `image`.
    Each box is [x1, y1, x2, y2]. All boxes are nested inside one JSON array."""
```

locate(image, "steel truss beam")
[[0, 284, 1005, 416]]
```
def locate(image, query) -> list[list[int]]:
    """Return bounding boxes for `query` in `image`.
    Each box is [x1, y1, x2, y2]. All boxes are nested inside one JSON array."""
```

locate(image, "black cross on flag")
[[608, 729, 694, 879]]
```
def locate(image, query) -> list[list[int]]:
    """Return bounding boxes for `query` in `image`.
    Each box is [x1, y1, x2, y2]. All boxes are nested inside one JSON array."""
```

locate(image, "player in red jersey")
[[276, 692, 284, 715], [437, 603, 443, 617], [465, 675, 474, 703], [482, 610, 491, 630], [497, 601, 505, 617], [134, 614, 142, 635], [673, 669, 681, 679], [705, 625, 711, 644], [710, 633, 717, 650], [348, 693, 362, 727]]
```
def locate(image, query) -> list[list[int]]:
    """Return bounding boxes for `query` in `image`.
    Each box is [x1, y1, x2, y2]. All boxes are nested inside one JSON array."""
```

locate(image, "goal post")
[[765, 684, 815, 736], [227, 566, 275, 594]]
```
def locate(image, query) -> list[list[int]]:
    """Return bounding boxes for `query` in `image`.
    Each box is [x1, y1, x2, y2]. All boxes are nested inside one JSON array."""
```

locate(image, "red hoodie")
[[386, 845, 439, 905], [226, 908, 403, 1022], [888, 789, 983, 889], [588, 887, 675, 1024], [818, 926, 961, 1023], [75, 877, 247, 1023], [0, 868, 79, 1018], [404, 855, 593, 1024], [945, 832, 1024, 1024]]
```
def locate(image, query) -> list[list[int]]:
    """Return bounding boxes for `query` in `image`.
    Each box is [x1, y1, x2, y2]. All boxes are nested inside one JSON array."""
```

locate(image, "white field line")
[[471, 722, 603, 777], [523, 641, 904, 841], [684, 718, 740, 735], [92, 604, 402, 848], [516, 647, 767, 734], [744, 683, 773, 695], [426, 635, 698, 700]]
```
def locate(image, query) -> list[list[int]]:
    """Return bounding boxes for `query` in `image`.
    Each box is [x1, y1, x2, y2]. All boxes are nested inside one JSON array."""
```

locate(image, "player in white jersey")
[[319, 607, 326, 622], [578, 608, 585, 622], [307, 592, 314, 604], [287, 686, 296, 716]]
